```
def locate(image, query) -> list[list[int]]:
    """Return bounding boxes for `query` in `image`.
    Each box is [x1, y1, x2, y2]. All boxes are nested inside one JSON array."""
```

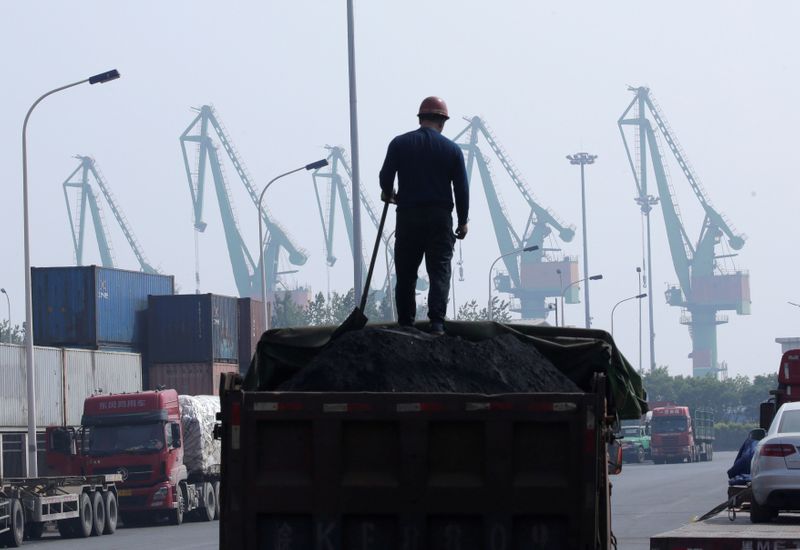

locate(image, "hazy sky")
[[2, 1, 798, 379]]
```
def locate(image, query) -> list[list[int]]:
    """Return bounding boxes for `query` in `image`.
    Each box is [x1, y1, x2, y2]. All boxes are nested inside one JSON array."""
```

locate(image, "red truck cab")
[[47, 390, 186, 524]]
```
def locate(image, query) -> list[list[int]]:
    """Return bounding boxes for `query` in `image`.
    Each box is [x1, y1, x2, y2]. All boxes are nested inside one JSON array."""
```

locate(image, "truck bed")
[[651, 513, 800, 549], [220, 390, 609, 550]]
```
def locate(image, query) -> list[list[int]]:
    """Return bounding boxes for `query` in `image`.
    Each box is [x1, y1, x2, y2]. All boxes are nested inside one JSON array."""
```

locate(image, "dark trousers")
[[394, 207, 455, 325]]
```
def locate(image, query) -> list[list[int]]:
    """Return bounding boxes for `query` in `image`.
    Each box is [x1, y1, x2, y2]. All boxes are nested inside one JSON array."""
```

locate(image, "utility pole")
[[346, 0, 363, 303], [567, 152, 597, 328], [637, 267, 643, 372]]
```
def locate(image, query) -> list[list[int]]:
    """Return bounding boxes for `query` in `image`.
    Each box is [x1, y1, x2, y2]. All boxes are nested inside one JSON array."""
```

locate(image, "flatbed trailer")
[[0, 474, 120, 546], [651, 513, 800, 549]]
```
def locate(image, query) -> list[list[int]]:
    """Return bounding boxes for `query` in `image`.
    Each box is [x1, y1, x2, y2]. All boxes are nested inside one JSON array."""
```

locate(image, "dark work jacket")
[[379, 127, 469, 226]]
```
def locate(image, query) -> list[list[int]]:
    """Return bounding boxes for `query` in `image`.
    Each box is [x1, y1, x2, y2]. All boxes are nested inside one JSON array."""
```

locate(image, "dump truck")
[[46, 390, 220, 525], [217, 322, 647, 549], [0, 473, 120, 546]]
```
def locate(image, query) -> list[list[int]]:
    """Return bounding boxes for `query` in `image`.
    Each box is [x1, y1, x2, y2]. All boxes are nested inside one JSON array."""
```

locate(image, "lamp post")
[[556, 268, 564, 327], [611, 293, 648, 336], [567, 152, 597, 328], [22, 69, 120, 477], [258, 159, 328, 329], [384, 230, 396, 322], [488, 246, 538, 321], [0, 288, 10, 344], [637, 267, 643, 371], [561, 274, 603, 327]]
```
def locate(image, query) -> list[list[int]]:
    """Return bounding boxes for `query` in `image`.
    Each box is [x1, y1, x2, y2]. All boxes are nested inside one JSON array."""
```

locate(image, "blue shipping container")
[[32, 266, 175, 350], [147, 294, 239, 364]]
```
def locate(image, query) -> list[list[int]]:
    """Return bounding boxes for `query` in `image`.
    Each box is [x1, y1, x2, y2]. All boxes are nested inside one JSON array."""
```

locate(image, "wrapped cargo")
[[178, 394, 220, 475]]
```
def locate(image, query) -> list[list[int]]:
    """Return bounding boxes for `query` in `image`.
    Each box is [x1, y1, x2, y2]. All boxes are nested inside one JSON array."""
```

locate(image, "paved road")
[[23, 520, 218, 549], [612, 450, 735, 550]]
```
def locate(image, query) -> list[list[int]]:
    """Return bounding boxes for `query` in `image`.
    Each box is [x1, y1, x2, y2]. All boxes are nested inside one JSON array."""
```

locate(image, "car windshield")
[[88, 422, 165, 456], [778, 410, 800, 433], [621, 426, 641, 437], [652, 417, 687, 434]]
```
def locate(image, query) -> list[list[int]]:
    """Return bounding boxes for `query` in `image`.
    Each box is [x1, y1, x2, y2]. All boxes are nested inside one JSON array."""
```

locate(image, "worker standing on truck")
[[379, 96, 469, 336]]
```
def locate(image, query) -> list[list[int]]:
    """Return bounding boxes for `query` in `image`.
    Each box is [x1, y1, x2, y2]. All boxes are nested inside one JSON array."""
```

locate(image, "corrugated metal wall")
[[0, 343, 141, 428], [147, 362, 238, 396]]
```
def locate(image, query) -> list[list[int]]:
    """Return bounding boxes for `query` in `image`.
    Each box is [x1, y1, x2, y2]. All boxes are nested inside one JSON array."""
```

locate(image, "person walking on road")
[[379, 96, 469, 336]]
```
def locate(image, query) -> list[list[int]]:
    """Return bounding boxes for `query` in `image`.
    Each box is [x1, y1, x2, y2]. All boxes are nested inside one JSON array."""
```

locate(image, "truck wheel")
[[57, 519, 76, 538], [750, 497, 775, 523], [71, 492, 94, 538], [708, 446, 714, 461], [103, 491, 118, 534], [90, 490, 106, 536], [168, 484, 185, 526], [213, 481, 220, 521], [636, 446, 645, 463], [0, 498, 24, 547], [25, 521, 45, 540], [201, 482, 216, 521]]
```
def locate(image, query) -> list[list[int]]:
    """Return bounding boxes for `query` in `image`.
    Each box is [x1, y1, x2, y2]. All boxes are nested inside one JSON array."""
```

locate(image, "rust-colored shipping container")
[[147, 362, 238, 396]]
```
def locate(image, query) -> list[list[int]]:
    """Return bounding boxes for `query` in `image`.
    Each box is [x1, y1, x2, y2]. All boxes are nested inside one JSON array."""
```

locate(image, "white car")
[[750, 401, 800, 522]]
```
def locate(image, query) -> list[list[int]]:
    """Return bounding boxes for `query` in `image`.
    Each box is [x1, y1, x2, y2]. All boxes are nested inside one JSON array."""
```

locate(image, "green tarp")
[[243, 321, 647, 420]]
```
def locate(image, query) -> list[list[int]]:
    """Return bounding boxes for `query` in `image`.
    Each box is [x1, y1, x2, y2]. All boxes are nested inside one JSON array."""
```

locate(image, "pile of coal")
[[278, 327, 580, 393]]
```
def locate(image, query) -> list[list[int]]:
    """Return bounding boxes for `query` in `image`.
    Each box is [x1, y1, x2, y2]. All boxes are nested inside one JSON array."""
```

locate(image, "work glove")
[[455, 223, 468, 239], [381, 190, 397, 204]]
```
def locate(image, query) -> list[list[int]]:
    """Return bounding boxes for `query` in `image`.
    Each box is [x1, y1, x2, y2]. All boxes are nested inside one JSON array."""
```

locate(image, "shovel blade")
[[330, 308, 368, 341]]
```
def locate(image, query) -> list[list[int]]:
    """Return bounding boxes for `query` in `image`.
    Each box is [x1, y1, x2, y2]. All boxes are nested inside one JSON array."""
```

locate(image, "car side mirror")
[[171, 423, 182, 448], [749, 428, 767, 441]]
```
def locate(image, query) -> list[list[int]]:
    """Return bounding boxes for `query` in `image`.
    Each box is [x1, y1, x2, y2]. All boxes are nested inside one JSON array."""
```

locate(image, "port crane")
[[62, 155, 158, 273], [180, 105, 308, 297], [451, 116, 578, 320], [311, 145, 427, 298], [619, 86, 750, 377]]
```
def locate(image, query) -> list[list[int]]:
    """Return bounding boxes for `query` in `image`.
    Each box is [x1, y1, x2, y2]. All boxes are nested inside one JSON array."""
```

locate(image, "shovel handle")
[[360, 201, 390, 311]]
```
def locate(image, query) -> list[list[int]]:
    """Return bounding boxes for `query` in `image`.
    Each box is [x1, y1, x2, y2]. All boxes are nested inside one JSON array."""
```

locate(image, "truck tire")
[[707, 445, 714, 461], [750, 497, 775, 523], [213, 481, 220, 520], [636, 446, 645, 463], [71, 492, 94, 538], [24, 521, 45, 541], [103, 491, 118, 534], [200, 482, 216, 521], [168, 484, 185, 526], [90, 490, 106, 536], [57, 519, 76, 538], [0, 498, 24, 547]]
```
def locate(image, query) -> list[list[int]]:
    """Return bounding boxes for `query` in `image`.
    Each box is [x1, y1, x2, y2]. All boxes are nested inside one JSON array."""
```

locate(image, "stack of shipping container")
[[27, 266, 265, 399]]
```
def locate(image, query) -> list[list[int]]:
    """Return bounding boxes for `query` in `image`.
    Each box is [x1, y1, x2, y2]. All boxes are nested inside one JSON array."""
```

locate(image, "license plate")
[[117, 489, 132, 497]]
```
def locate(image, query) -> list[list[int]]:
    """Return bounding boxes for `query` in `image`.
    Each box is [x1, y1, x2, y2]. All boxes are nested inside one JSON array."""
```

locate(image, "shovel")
[[330, 200, 390, 340]]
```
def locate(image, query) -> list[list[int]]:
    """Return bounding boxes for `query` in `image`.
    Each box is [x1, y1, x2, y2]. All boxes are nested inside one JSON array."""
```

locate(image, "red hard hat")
[[417, 96, 449, 120]]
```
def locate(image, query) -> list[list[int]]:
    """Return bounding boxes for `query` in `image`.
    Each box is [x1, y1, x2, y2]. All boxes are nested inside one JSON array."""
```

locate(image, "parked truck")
[[618, 418, 651, 463], [650, 406, 714, 464], [0, 474, 120, 546], [46, 389, 220, 526], [217, 322, 647, 549]]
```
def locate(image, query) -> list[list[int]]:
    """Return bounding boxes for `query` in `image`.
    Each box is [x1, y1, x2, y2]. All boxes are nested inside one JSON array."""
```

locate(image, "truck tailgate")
[[220, 390, 607, 550]]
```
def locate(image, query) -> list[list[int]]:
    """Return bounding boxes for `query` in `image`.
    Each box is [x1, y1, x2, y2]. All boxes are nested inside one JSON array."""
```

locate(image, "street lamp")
[[258, 159, 328, 329], [611, 293, 648, 336], [556, 268, 564, 327], [384, 230, 396, 322], [561, 274, 603, 327], [488, 246, 538, 321], [789, 302, 800, 309], [21, 69, 120, 477], [567, 152, 597, 328], [0, 288, 10, 344]]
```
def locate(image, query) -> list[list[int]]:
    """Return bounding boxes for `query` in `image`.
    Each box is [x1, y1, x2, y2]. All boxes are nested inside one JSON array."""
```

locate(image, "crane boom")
[[62, 156, 157, 273]]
